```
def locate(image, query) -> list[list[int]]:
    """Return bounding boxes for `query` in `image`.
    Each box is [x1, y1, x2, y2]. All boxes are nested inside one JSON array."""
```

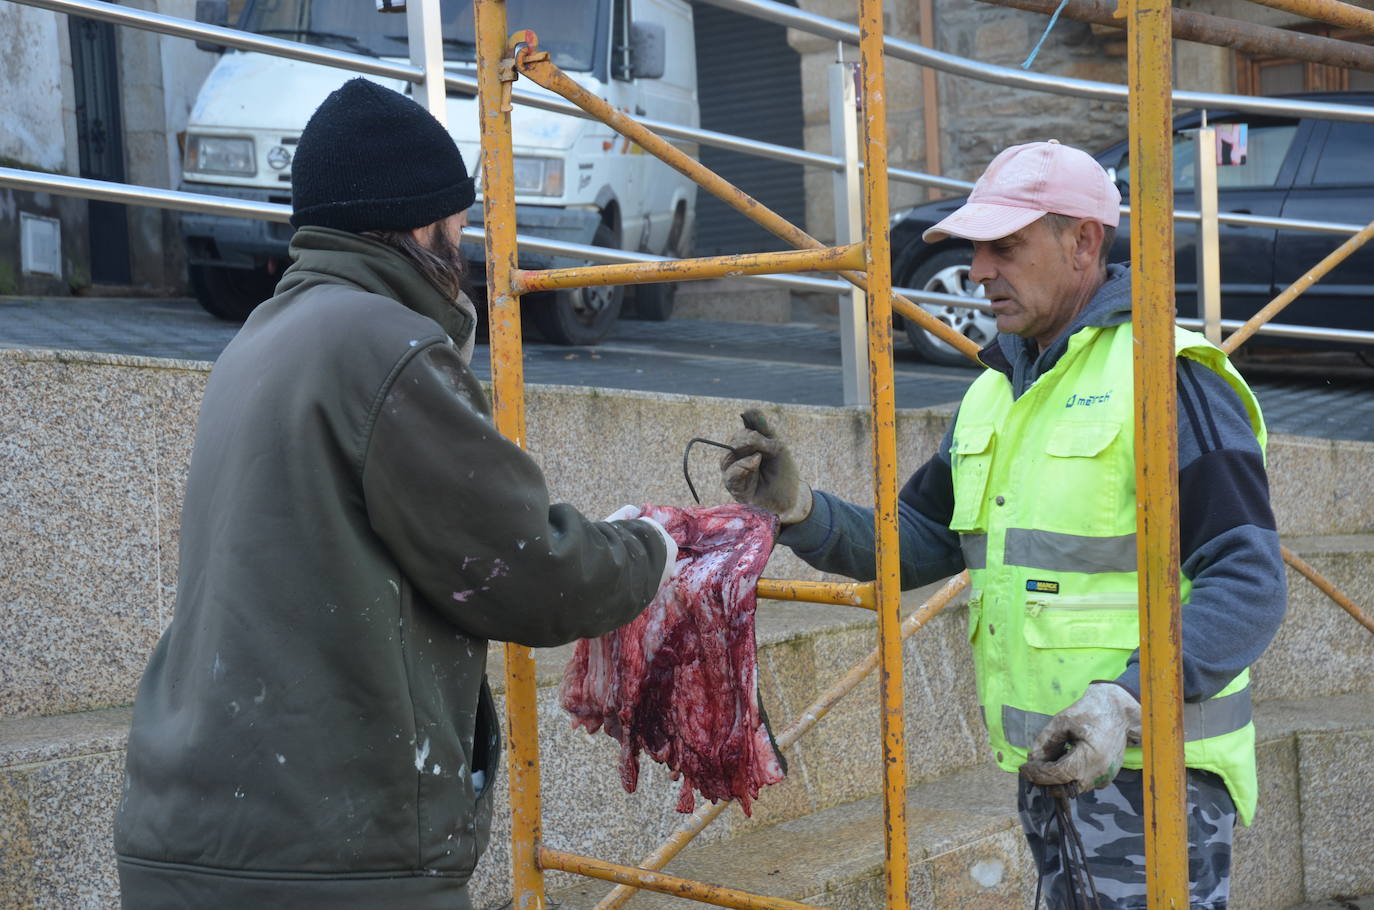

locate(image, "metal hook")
[[681, 437, 736, 505]]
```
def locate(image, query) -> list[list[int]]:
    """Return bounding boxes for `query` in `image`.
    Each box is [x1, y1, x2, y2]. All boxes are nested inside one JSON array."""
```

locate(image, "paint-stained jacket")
[[114, 227, 667, 910]]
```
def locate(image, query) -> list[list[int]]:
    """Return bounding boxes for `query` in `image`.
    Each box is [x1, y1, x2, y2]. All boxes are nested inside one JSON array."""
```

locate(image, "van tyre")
[[634, 281, 675, 321], [189, 264, 278, 322], [534, 221, 624, 346], [899, 247, 997, 367]]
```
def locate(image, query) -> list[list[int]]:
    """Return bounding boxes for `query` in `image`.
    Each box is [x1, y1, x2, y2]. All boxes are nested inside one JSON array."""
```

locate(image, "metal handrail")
[[13, 0, 421, 81], [7, 0, 953, 188], [5, 0, 1374, 348], [7, 165, 1368, 346], [9, 0, 1374, 217], [16, 0, 1374, 188]]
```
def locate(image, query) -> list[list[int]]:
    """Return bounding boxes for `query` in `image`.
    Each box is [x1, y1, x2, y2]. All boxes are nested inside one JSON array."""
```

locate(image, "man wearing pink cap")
[[721, 141, 1285, 908]]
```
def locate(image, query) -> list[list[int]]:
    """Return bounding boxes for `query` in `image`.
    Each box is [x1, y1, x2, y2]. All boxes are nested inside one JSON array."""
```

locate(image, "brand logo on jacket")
[[1064, 390, 1112, 408], [1026, 579, 1060, 594]]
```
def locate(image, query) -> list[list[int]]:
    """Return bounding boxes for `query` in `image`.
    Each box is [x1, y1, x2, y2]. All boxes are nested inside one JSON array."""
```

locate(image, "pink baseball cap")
[[922, 140, 1121, 243]]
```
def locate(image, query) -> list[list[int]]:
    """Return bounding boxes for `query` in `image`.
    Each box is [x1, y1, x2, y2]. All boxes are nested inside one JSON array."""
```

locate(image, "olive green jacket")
[[114, 227, 666, 909]]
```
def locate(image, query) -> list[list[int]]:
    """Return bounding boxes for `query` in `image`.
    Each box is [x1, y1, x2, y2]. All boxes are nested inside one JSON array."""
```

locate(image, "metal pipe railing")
[[472, 10, 545, 907], [1246, 0, 1374, 33], [10, 165, 1373, 351], [539, 848, 821, 910], [1224, 218, 1374, 353], [9, 0, 1374, 234], [511, 243, 867, 294], [1282, 546, 1374, 635], [854, 0, 912, 896], [17, 0, 1374, 190], [15, 0, 420, 80], [9, 0, 1374, 358], [7, 160, 1369, 242], [1177, 316, 1374, 347], [1126, 0, 1191, 901]]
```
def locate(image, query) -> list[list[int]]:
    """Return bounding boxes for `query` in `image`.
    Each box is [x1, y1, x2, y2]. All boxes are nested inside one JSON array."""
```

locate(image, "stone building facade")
[[784, 0, 1370, 245], [0, 1, 216, 297]]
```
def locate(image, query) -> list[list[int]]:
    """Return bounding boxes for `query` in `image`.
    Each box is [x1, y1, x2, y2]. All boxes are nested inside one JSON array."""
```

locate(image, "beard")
[[419, 222, 467, 302]]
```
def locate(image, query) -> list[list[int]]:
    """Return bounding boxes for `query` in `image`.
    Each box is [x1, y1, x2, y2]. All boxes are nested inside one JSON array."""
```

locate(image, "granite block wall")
[[4, 347, 1374, 909]]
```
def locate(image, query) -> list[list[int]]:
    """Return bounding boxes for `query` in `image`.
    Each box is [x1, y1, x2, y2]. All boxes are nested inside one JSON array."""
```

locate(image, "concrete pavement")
[[3, 294, 1374, 439]]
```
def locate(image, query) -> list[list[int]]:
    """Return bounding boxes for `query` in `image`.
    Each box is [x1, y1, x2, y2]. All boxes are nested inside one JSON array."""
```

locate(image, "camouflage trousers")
[[1017, 768, 1235, 910]]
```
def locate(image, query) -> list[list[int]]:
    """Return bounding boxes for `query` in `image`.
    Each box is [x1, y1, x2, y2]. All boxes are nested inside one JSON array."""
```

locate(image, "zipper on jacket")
[[1025, 592, 1138, 618]]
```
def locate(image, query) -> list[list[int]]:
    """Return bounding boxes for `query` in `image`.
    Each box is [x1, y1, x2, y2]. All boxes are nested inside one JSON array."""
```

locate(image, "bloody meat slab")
[[560, 503, 786, 815]]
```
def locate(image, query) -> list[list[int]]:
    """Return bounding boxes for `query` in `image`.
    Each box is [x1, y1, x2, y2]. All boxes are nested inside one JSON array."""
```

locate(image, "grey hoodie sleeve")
[[361, 341, 666, 648], [778, 420, 965, 588], [1112, 360, 1286, 702]]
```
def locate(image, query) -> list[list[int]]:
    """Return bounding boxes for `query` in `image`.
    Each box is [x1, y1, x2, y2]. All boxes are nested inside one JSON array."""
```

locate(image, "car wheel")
[[899, 248, 997, 367], [189, 264, 278, 322], [532, 221, 624, 346], [633, 281, 675, 321]]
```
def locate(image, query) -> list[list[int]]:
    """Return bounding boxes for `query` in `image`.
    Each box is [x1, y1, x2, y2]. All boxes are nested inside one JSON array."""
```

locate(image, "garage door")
[[692, 0, 806, 256]]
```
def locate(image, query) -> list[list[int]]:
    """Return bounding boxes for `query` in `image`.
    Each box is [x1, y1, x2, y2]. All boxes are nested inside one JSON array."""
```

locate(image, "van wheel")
[[899, 248, 996, 367], [189, 264, 277, 322], [533, 222, 624, 346], [634, 281, 675, 321]]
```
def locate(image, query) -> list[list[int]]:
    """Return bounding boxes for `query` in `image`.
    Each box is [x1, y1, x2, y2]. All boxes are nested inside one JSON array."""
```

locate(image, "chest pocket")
[[1037, 420, 1124, 534], [1022, 593, 1140, 651], [949, 424, 995, 533]]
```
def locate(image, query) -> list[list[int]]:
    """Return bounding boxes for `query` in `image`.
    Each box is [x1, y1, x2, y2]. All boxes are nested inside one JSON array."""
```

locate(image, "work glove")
[[1020, 682, 1142, 792], [718, 408, 813, 525], [604, 505, 679, 592]]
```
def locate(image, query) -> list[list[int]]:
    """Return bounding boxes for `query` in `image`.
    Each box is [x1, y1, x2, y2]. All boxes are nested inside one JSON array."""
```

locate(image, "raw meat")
[[560, 503, 785, 816]]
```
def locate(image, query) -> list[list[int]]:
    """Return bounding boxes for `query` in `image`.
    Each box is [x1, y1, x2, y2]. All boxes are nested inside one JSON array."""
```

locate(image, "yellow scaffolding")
[[474, 0, 917, 905], [472, 0, 1374, 906]]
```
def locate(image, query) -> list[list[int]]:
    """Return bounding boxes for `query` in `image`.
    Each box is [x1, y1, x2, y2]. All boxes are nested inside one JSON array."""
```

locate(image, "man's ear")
[[1073, 219, 1105, 270]]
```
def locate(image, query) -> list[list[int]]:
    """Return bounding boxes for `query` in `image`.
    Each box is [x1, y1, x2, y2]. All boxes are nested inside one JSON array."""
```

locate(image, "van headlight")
[[512, 156, 563, 196], [185, 135, 257, 176]]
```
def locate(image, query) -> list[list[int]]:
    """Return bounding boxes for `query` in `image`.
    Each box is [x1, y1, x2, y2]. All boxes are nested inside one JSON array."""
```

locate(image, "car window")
[[1116, 121, 1299, 190], [1310, 121, 1374, 185]]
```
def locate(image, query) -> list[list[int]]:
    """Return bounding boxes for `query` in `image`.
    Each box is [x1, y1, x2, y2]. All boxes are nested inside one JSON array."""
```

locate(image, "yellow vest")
[[950, 322, 1266, 824]]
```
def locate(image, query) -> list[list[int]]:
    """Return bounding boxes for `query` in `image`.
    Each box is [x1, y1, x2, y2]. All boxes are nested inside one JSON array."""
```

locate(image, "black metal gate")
[[691, 0, 806, 256], [69, 12, 132, 286]]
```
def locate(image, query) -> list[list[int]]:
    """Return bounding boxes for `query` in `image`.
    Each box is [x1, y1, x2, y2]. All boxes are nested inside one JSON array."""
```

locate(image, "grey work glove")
[[1020, 682, 1142, 792], [718, 409, 813, 525]]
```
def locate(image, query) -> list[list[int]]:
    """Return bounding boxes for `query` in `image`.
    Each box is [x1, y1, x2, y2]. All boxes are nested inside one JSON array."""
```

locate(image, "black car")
[[888, 92, 1374, 366]]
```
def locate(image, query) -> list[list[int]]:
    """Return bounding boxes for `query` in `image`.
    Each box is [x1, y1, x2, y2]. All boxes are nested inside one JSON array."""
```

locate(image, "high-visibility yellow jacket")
[[949, 320, 1266, 823]]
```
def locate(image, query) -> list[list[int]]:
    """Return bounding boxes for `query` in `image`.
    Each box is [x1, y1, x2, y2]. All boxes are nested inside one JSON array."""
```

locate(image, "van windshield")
[[239, 0, 601, 71]]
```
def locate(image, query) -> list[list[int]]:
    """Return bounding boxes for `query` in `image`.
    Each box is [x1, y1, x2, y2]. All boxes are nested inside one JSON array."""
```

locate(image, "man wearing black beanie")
[[114, 78, 678, 910]]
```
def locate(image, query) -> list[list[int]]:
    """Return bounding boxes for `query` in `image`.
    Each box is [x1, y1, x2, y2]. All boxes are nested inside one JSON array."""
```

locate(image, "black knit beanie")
[[290, 78, 476, 232]]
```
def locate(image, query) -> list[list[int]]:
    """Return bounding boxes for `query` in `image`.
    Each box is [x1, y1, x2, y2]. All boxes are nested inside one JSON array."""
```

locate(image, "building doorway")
[[69, 13, 132, 286], [691, 0, 806, 255]]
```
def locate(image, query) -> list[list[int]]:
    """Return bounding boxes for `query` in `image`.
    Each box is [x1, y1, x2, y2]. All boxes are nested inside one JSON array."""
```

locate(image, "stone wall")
[[789, 0, 1132, 245], [5, 346, 1374, 722]]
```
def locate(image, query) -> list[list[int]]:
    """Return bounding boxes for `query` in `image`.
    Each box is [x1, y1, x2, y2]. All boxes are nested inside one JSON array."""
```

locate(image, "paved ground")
[[3, 295, 1374, 441]]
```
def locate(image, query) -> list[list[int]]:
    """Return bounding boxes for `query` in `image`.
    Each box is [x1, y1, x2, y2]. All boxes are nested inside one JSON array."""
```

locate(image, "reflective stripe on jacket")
[[950, 320, 1266, 823]]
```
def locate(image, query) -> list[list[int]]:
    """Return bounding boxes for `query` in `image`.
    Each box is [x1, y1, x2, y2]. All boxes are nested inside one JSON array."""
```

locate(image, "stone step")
[[10, 692, 1370, 909], [541, 692, 1374, 910], [547, 763, 1030, 909]]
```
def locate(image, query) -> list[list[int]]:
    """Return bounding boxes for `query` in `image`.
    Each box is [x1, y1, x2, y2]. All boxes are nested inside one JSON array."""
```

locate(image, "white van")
[[181, 0, 699, 344]]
